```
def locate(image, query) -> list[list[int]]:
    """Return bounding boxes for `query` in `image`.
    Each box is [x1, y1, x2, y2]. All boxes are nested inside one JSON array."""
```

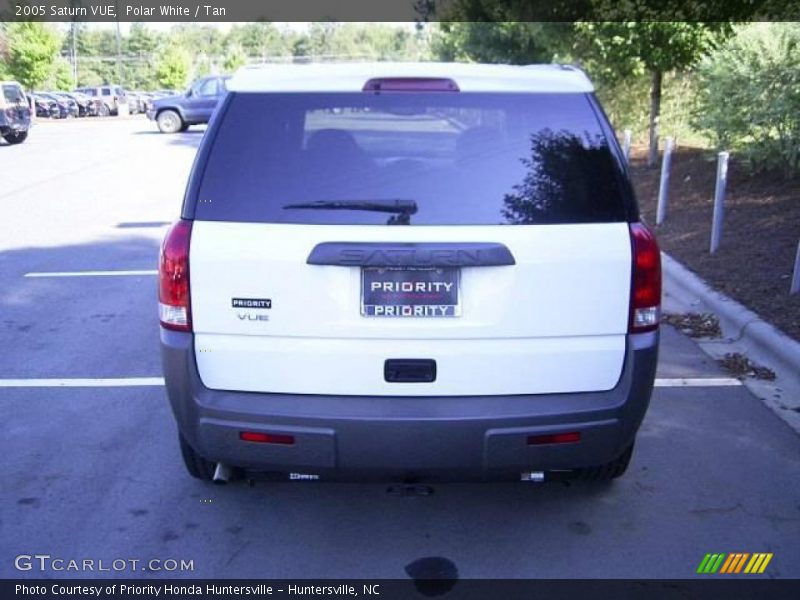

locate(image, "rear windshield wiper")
[[282, 199, 417, 225]]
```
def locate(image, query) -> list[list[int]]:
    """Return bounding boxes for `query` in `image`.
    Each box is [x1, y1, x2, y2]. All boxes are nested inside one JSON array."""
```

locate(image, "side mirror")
[[185, 89, 193, 98]]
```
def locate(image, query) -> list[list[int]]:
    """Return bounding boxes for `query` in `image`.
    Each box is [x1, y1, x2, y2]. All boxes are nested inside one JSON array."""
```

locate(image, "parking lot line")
[[0, 377, 742, 388], [24, 270, 157, 278], [654, 377, 742, 387], [0, 377, 165, 387]]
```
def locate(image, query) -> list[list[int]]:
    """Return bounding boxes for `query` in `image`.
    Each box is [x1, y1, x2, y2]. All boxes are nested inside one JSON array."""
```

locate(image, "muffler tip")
[[212, 462, 232, 484]]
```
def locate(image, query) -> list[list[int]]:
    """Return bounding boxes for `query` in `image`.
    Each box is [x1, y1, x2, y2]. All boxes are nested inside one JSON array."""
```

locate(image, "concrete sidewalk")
[[663, 252, 800, 435]]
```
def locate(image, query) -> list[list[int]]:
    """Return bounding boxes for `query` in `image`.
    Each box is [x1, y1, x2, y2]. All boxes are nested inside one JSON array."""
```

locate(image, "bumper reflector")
[[239, 431, 295, 445], [527, 432, 581, 446]]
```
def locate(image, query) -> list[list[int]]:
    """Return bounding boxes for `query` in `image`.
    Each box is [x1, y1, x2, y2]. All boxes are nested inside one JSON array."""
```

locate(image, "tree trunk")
[[648, 70, 663, 167]]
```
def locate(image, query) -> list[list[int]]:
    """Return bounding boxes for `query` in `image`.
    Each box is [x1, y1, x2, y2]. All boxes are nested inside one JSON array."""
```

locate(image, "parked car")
[[137, 92, 155, 112], [127, 92, 143, 114], [31, 94, 60, 119], [147, 75, 230, 133], [73, 85, 127, 116], [37, 92, 79, 118], [159, 62, 661, 484], [56, 91, 95, 117], [0, 81, 31, 144]]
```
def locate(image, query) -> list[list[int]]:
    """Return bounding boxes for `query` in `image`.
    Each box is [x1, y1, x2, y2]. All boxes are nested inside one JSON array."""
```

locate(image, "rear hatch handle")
[[306, 242, 515, 267]]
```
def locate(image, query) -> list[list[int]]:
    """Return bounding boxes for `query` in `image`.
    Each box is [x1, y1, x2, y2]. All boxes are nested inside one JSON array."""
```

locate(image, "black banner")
[[1, 0, 799, 22], [4, 579, 800, 600]]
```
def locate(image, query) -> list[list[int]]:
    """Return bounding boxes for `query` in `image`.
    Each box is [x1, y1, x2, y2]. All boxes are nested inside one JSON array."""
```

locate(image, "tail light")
[[629, 223, 661, 333], [159, 219, 192, 331]]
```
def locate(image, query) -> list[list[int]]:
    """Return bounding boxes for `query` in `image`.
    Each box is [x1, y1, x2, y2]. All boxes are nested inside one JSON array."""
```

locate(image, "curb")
[[662, 252, 800, 379]]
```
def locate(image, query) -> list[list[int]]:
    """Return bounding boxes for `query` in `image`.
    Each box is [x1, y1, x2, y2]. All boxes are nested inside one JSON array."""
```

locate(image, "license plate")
[[361, 267, 460, 317]]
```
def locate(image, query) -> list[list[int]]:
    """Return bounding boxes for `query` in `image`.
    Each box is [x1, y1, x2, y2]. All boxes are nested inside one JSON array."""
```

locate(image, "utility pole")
[[69, 1, 80, 87], [114, 1, 123, 86]]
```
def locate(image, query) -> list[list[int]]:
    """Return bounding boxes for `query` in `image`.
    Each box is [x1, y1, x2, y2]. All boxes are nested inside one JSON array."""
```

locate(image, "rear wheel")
[[97, 103, 110, 117], [178, 434, 215, 481], [576, 443, 634, 481], [157, 109, 183, 134], [3, 131, 28, 145]]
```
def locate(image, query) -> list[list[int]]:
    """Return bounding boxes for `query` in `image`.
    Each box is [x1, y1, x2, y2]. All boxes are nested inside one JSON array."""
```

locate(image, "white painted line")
[[0, 377, 742, 389], [24, 270, 157, 278], [655, 377, 742, 387], [0, 378, 165, 388]]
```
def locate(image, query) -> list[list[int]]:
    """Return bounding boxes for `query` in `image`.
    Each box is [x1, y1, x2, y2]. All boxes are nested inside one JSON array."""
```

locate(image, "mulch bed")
[[629, 145, 800, 342]]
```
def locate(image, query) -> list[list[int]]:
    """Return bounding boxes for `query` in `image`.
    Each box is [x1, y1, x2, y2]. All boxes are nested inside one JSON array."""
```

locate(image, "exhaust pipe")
[[212, 462, 232, 485]]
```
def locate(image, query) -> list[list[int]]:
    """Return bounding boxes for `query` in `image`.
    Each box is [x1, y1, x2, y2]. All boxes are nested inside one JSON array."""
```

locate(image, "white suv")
[[159, 62, 661, 484]]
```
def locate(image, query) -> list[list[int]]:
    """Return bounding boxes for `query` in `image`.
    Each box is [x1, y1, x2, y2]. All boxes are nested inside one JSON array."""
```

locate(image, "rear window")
[[195, 93, 628, 225], [2, 84, 25, 104]]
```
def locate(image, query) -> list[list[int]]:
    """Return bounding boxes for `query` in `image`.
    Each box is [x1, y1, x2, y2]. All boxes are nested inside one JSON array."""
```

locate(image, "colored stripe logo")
[[697, 553, 773, 574]]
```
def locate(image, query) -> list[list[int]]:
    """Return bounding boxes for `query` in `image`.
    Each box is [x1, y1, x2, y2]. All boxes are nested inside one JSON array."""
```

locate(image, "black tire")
[[576, 443, 634, 481], [3, 131, 28, 145], [179, 123, 190, 132], [179, 434, 216, 481], [98, 103, 111, 117], [157, 109, 184, 134]]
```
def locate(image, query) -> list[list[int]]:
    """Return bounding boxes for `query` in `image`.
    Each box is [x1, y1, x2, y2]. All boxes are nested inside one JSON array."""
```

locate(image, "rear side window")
[[2, 84, 25, 104], [194, 78, 219, 97], [195, 92, 628, 226]]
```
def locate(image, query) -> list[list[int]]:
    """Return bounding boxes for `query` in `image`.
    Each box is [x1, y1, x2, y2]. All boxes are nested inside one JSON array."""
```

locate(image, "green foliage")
[[45, 57, 74, 90], [694, 23, 800, 176], [596, 72, 706, 146], [223, 45, 247, 73], [227, 22, 290, 60], [125, 22, 160, 56], [571, 22, 729, 85], [155, 44, 190, 90], [433, 22, 571, 64], [4, 22, 61, 90]]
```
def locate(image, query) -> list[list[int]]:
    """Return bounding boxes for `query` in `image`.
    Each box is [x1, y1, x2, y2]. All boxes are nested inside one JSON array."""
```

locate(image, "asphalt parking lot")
[[1, 118, 799, 580]]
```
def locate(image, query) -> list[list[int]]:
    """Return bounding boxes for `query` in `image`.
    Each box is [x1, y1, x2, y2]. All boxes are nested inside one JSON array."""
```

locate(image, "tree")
[[694, 23, 800, 176], [435, 1, 744, 166], [226, 22, 288, 60], [125, 22, 159, 57], [433, 22, 570, 64], [223, 44, 246, 72], [46, 57, 74, 90], [4, 22, 61, 90], [155, 44, 190, 90], [571, 22, 731, 166]]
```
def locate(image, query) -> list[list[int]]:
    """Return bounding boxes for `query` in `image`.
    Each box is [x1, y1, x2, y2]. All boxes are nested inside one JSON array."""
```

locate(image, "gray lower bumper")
[[161, 329, 658, 479]]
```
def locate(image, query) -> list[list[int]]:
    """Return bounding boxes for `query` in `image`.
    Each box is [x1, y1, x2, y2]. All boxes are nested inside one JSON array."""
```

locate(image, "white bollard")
[[791, 241, 800, 294], [622, 129, 632, 165], [710, 151, 729, 254], [655, 137, 674, 225]]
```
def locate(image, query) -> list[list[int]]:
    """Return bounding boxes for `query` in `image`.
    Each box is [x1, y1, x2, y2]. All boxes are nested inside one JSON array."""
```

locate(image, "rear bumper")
[[161, 329, 658, 480]]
